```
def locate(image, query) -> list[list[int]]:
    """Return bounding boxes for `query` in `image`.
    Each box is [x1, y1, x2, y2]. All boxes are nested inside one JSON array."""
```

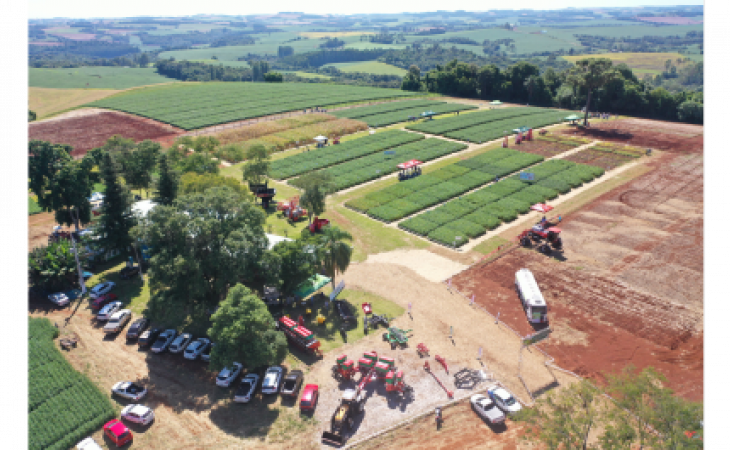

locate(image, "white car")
[[111, 381, 147, 401], [234, 374, 260, 403], [121, 404, 155, 425], [184, 338, 211, 360], [103, 309, 132, 334], [88, 192, 105, 203], [97, 301, 123, 321], [169, 332, 193, 354], [76, 437, 103, 450], [261, 366, 285, 394], [471, 394, 506, 424], [48, 292, 70, 307], [216, 362, 243, 387], [488, 387, 523, 415], [89, 281, 115, 299]]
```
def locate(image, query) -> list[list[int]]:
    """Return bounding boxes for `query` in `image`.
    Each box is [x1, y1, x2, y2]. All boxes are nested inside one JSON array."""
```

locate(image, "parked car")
[[103, 310, 132, 334], [234, 373, 260, 403], [488, 387, 523, 415], [48, 292, 70, 307], [470, 394, 506, 424], [150, 329, 177, 353], [97, 301, 123, 321], [333, 300, 355, 323], [299, 384, 319, 412], [201, 342, 215, 362], [103, 419, 132, 447], [280, 370, 304, 397], [261, 366, 286, 394], [89, 281, 115, 299], [112, 381, 147, 401], [184, 338, 210, 360], [121, 404, 155, 425], [138, 327, 162, 347], [216, 362, 243, 388], [168, 332, 193, 354], [91, 293, 118, 310], [76, 437, 103, 450], [126, 318, 150, 341]]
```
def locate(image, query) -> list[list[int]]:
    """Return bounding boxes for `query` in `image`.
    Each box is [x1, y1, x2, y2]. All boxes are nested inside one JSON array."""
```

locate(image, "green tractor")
[[382, 327, 412, 349]]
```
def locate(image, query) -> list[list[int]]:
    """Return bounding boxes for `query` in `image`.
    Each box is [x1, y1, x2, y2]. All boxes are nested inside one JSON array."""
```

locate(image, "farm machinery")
[[277, 196, 307, 221], [308, 216, 330, 233], [517, 216, 563, 255], [383, 327, 412, 349], [326, 351, 414, 444], [361, 302, 391, 335], [248, 182, 276, 209], [278, 316, 322, 356]]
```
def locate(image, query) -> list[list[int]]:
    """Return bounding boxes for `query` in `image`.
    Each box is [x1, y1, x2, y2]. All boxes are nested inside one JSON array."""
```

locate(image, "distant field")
[[324, 61, 407, 76], [280, 70, 332, 79], [562, 52, 687, 73], [345, 42, 409, 51], [29, 67, 174, 89], [188, 59, 250, 68], [300, 31, 375, 38], [29, 87, 120, 119], [88, 82, 417, 130]]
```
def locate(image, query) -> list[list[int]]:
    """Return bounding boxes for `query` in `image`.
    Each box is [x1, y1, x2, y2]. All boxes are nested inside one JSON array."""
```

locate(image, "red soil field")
[[559, 118, 703, 153], [29, 111, 184, 157]]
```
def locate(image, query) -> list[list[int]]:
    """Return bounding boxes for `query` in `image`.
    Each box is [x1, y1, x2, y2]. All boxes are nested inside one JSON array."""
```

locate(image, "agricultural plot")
[[353, 103, 478, 128], [289, 138, 467, 192], [443, 110, 569, 143], [564, 143, 644, 170], [88, 83, 418, 130], [28, 317, 115, 450], [406, 107, 546, 135], [512, 134, 591, 158], [332, 99, 445, 119], [269, 130, 423, 179], [346, 148, 544, 222], [324, 61, 408, 76], [29, 67, 174, 90], [401, 161, 604, 247]]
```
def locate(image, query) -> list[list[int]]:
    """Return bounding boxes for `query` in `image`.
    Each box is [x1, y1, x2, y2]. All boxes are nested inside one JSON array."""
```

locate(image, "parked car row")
[[470, 386, 523, 426]]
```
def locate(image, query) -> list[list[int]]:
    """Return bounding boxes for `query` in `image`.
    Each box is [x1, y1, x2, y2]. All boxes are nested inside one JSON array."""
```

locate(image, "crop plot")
[[28, 317, 115, 450], [88, 82, 418, 130], [269, 130, 423, 179], [331, 99, 446, 119], [28, 111, 184, 157], [333, 99, 477, 127], [406, 106, 548, 136], [564, 143, 644, 170], [512, 135, 591, 157]]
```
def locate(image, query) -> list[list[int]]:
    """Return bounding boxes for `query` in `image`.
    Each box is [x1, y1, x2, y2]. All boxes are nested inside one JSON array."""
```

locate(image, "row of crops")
[[332, 99, 477, 127], [445, 110, 569, 143], [29, 317, 115, 450], [346, 148, 544, 222], [406, 106, 551, 135], [289, 138, 468, 192], [400, 161, 605, 247], [89, 82, 418, 130], [269, 130, 423, 179]]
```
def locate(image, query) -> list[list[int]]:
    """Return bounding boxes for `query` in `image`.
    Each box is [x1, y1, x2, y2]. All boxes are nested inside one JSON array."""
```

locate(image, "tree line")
[[401, 57, 703, 124]]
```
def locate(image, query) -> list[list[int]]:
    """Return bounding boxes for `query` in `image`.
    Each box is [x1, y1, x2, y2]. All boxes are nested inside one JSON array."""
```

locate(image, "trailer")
[[278, 317, 322, 356], [514, 268, 548, 324]]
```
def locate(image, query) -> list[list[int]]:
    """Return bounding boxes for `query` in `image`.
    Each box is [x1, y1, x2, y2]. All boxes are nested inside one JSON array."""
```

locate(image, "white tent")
[[132, 199, 157, 218], [265, 233, 294, 250], [313, 135, 327, 142]]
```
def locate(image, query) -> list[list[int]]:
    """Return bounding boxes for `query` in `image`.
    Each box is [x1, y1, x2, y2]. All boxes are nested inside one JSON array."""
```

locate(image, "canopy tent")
[[512, 126, 530, 134], [293, 274, 331, 299], [564, 114, 581, 121], [420, 111, 436, 117], [397, 159, 423, 170], [530, 203, 554, 213], [490, 100, 503, 105], [313, 135, 327, 142]]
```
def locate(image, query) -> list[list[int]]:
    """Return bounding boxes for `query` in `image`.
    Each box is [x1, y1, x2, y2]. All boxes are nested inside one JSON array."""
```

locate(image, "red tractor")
[[277, 196, 307, 221], [308, 217, 329, 233], [518, 219, 563, 255]]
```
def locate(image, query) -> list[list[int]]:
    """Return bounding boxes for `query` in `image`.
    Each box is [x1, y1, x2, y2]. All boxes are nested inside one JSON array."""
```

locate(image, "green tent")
[[421, 111, 436, 117], [293, 274, 331, 299], [565, 114, 581, 121], [490, 100, 503, 105], [512, 126, 529, 134]]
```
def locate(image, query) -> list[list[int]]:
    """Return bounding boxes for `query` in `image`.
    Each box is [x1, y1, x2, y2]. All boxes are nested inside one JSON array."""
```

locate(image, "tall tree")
[[29, 110, 37, 122], [154, 153, 178, 206], [29, 239, 87, 292], [298, 171, 333, 225], [179, 172, 252, 201], [524, 75, 539, 104], [122, 140, 161, 197], [97, 152, 136, 257], [566, 58, 619, 125], [605, 366, 664, 449], [207, 284, 287, 371], [241, 144, 270, 187], [133, 187, 268, 326], [176, 152, 220, 175], [266, 239, 319, 295], [28, 140, 94, 231], [316, 226, 353, 289]]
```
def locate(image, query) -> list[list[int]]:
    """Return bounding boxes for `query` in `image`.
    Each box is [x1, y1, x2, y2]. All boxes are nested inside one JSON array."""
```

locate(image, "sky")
[[28, 0, 703, 20]]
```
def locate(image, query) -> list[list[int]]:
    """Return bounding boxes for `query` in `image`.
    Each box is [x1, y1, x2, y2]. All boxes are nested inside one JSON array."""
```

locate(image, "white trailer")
[[515, 268, 548, 323]]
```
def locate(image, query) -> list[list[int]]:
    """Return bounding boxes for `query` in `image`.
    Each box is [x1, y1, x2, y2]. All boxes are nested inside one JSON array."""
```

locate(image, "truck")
[[515, 268, 548, 324]]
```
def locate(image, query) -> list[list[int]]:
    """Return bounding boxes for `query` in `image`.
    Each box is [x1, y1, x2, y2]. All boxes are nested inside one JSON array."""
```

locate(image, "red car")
[[103, 419, 133, 447], [92, 293, 118, 310], [299, 384, 319, 411]]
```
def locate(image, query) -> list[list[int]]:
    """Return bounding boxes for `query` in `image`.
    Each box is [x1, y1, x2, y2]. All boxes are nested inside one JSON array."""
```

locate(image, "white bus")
[[515, 268, 548, 324]]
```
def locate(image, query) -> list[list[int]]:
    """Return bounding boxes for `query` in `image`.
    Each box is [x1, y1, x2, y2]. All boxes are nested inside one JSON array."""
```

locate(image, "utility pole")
[[69, 208, 87, 295]]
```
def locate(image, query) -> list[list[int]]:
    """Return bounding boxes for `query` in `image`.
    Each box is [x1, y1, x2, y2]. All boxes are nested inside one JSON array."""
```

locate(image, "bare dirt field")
[[29, 110, 184, 157], [28, 211, 61, 252], [559, 118, 703, 153]]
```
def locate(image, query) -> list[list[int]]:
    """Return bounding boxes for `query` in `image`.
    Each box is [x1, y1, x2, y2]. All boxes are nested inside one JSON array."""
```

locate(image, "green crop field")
[[333, 99, 477, 127], [29, 67, 175, 90], [28, 317, 115, 450], [88, 82, 417, 130], [324, 61, 408, 76]]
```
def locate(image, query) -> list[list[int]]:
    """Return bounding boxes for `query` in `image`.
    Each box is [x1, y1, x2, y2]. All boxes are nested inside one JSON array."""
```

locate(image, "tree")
[[515, 379, 602, 450], [266, 239, 319, 295], [133, 187, 268, 326], [121, 140, 160, 197], [298, 171, 333, 225], [179, 172, 252, 201], [677, 101, 703, 124], [207, 284, 287, 371], [29, 239, 86, 292], [264, 72, 283, 82], [97, 152, 136, 257], [524, 75, 539, 104], [29, 110, 37, 122], [401, 65, 422, 91], [175, 152, 220, 175], [316, 226, 352, 289], [154, 153, 178, 206], [566, 58, 619, 125], [28, 140, 94, 231], [241, 144, 270, 186]]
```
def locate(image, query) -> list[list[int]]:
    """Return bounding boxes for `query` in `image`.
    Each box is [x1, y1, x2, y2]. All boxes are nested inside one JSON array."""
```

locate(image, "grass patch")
[[29, 67, 175, 90], [29, 87, 120, 119], [471, 235, 512, 255], [29, 196, 43, 215]]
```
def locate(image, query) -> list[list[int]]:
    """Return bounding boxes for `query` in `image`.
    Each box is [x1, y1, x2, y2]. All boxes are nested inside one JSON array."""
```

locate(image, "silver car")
[[97, 301, 123, 321], [470, 394, 506, 424], [184, 338, 211, 360], [48, 292, 70, 307], [89, 281, 115, 299], [168, 333, 193, 354], [103, 310, 132, 334]]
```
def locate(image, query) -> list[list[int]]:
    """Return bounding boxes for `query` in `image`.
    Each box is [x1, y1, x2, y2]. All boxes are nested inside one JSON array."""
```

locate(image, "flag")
[[470, 294, 475, 306]]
